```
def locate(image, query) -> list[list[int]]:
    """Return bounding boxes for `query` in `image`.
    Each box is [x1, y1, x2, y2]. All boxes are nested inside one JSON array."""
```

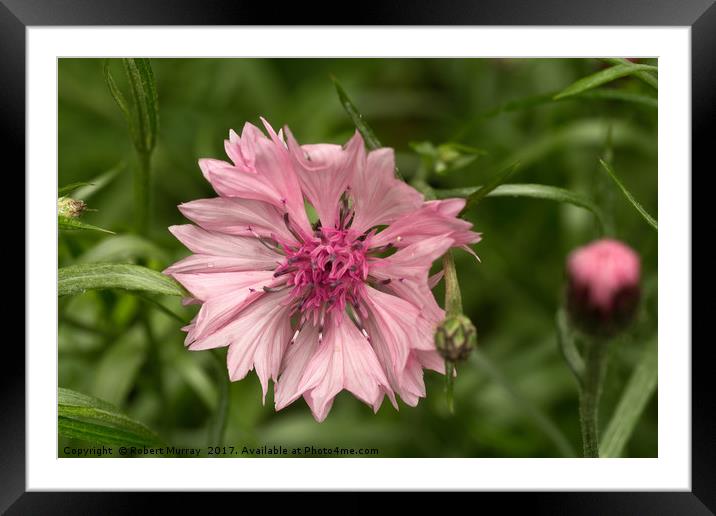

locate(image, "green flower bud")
[[57, 196, 87, 218], [435, 314, 477, 362]]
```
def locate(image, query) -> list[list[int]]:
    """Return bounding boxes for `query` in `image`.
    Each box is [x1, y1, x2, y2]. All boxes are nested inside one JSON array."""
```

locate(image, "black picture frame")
[[5, 0, 710, 511]]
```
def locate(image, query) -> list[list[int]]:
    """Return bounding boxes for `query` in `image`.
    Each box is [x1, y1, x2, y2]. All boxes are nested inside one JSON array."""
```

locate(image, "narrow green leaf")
[[332, 76, 382, 149], [599, 159, 657, 230], [600, 338, 658, 457], [600, 58, 659, 89], [123, 58, 159, 154], [58, 215, 115, 235], [58, 387, 163, 447], [463, 162, 520, 212], [436, 183, 606, 233], [58, 263, 186, 297], [58, 182, 93, 196], [174, 352, 218, 412], [91, 327, 147, 406], [72, 163, 124, 200], [554, 63, 658, 100], [332, 76, 405, 181], [103, 60, 135, 142]]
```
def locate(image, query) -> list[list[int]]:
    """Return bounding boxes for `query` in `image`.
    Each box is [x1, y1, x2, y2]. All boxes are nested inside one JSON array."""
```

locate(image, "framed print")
[[4, 0, 711, 510]]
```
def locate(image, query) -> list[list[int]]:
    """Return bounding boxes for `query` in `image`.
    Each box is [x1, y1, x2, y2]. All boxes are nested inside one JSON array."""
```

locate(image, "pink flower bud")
[[566, 238, 641, 337]]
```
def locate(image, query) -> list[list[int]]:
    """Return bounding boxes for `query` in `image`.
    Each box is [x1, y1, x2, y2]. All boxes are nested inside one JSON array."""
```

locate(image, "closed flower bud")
[[566, 238, 641, 338], [435, 314, 477, 362], [57, 196, 87, 218]]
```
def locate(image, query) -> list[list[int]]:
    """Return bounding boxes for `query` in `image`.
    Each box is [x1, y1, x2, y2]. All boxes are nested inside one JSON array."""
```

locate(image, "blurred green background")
[[58, 58, 657, 457]]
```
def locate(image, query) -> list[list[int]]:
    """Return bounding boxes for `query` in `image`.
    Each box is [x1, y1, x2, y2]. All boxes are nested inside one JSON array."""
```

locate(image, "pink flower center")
[[275, 227, 368, 324]]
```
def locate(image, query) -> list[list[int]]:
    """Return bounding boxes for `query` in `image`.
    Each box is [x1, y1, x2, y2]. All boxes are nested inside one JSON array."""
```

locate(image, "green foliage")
[[600, 338, 658, 457], [58, 58, 657, 458], [599, 159, 658, 230], [332, 76, 405, 181], [438, 183, 606, 233], [411, 141, 487, 175], [58, 182, 93, 196], [554, 63, 658, 100], [332, 76, 382, 150], [104, 59, 159, 155], [58, 264, 185, 297], [463, 162, 520, 211], [59, 388, 163, 447], [58, 215, 115, 234]]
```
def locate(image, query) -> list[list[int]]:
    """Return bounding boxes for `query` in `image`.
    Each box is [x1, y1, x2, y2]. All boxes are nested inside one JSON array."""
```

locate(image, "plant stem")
[[209, 351, 229, 446], [134, 151, 151, 236], [442, 250, 462, 316], [444, 361, 455, 414], [579, 337, 609, 457], [140, 308, 166, 432]]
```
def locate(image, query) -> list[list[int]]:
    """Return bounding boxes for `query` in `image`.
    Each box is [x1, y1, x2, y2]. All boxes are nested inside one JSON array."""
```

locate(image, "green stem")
[[134, 151, 151, 236], [209, 351, 229, 446], [579, 337, 609, 457], [140, 308, 166, 432], [442, 251, 462, 316], [556, 309, 585, 386]]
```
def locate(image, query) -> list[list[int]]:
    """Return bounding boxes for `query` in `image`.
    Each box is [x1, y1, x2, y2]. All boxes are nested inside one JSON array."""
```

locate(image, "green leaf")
[[599, 159, 657, 230], [105, 59, 159, 155], [103, 60, 134, 139], [123, 58, 159, 154], [600, 58, 659, 89], [58, 263, 186, 297], [58, 182, 93, 197], [463, 162, 520, 212], [72, 163, 124, 200], [554, 63, 658, 100], [174, 352, 219, 412], [410, 141, 487, 175], [58, 215, 115, 235], [332, 76, 382, 150], [600, 338, 658, 457], [78, 234, 169, 264], [91, 327, 147, 406], [436, 183, 606, 233], [58, 387, 163, 447]]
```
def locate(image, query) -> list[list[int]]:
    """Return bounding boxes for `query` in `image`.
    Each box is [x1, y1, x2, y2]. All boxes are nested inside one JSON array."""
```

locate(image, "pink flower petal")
[[350, 148, 424, 234], [368, 199, 481, 249], [192, 290, 292, 400], [291, 317, 391, 422], [167, 225, 280, 268], [170, 269, 276, 302], [274, 324, 321, 411], [362, 286, 436, 370], [286, 128, 364, 228], [178, 197, 296, 243], [163, 254, 281, 275], [369, 235, 453, 323]]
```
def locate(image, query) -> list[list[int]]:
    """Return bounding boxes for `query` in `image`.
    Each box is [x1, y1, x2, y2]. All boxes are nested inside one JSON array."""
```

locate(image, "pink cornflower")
[[165, 118, 481, 421], [566, 238, 641, 337]]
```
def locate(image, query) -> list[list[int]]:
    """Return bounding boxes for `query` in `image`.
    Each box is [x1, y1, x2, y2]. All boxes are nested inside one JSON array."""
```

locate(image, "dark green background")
[[58, 58, 657, 457]]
